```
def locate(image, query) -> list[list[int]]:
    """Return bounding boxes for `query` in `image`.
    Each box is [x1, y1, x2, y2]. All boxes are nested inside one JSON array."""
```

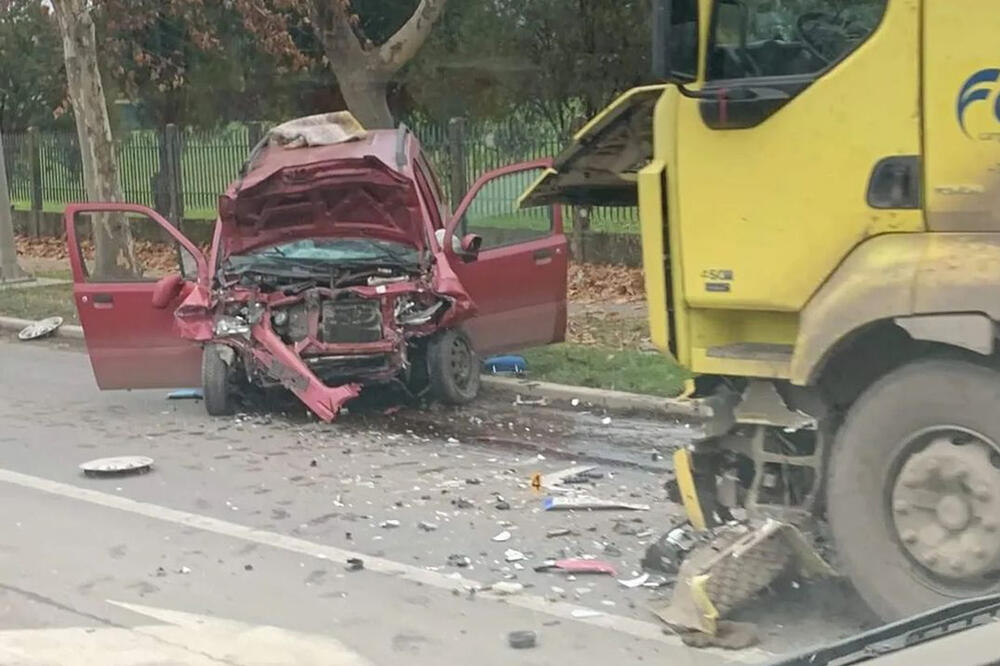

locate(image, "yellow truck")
[[525, 0, 1000, 622]]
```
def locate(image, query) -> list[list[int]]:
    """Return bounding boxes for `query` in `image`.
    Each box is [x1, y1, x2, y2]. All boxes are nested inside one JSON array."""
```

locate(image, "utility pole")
[[0, 131, 29, 283]]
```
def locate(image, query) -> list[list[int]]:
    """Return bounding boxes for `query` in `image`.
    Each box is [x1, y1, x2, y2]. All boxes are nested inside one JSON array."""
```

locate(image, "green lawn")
[[0, 283, 77, 324], [519, 344, 688, 397]]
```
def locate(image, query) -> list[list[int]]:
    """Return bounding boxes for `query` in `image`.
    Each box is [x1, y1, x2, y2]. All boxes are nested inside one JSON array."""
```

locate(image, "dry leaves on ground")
[[567, 262, 644, 304]]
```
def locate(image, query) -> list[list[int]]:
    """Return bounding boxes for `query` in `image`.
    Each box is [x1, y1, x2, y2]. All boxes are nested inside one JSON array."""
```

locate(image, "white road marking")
[[0, 601, 371, 665], [0, 467, 769, 664]]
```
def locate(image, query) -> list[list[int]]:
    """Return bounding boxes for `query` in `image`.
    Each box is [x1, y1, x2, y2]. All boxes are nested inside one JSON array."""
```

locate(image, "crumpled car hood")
[[218, 150, 425, 259]]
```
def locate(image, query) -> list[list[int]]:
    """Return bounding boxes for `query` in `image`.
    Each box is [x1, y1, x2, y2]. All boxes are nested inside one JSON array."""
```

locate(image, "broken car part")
[[17, 316, 63, 341], [543, 496, 649, 511], [79, 456, 154, 477], [507, 630, 537, 649]]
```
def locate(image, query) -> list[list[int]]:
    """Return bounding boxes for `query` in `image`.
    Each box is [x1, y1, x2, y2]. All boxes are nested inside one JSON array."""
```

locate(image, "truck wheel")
[[427, 328, 480, 404], [828, 359, 1000, 620], [202, 343, 235, 417]]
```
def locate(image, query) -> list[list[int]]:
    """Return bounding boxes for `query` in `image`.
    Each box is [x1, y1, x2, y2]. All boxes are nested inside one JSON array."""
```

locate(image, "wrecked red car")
[[64, 121, 567, 422]]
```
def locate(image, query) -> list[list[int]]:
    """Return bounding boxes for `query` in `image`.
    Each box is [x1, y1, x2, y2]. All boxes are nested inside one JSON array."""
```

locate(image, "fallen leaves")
[[567, 262, 644, 304]]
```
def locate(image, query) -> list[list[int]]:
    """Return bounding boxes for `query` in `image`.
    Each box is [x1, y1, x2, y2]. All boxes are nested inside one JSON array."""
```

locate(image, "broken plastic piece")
[[535, 559, 617, 576], [543, 496, 649, 511], [504, 549, 526, 562], [492, 530, 512, 542], [507, 630, 537, 649], [618, 573, 650, 588], [79, 456, 154, 478], [484, 355, 526, 374], [167, 388, 204, 400]]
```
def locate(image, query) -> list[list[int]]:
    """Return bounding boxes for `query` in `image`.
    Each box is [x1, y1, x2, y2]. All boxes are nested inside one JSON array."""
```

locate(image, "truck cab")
[[526, 0, 1000, 623]]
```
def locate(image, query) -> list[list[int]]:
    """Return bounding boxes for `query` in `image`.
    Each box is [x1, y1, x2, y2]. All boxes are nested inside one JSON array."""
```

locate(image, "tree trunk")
[[338, 75, 394, 129], [51, 0, 137, 279], [0, 131, 27, 281]]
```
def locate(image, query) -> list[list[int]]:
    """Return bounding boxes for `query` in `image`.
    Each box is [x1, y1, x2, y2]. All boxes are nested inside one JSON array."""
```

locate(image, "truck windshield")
[[232, 238, 420, 268], [708, 0, 887, 80]]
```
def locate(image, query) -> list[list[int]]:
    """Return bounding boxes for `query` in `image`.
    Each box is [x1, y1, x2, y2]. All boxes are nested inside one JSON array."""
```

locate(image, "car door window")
[[459, 168, 552, 250], [72, 210, 198, 282]]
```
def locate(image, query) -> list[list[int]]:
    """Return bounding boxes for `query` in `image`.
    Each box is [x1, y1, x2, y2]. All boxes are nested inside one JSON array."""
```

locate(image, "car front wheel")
[[427, 328, 480, 404], [202, 343, 235, 416]]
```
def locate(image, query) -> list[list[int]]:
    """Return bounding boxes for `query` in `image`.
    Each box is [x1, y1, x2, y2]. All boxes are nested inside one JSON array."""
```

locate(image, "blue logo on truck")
[[958, 69, 1000, 137]]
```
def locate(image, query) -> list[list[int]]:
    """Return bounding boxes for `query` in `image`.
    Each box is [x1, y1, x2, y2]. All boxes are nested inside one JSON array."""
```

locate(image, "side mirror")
[[460, 233, 482, 259], [151, 273, 186, 309]]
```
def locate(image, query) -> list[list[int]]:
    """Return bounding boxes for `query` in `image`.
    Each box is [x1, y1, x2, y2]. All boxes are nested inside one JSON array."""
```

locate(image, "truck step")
[[705, 343, 793, 363]]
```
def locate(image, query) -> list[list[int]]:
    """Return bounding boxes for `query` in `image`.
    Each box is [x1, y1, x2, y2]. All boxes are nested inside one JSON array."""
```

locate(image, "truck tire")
[[202, 343, 235, 417], [828, 359, 1000, 620], [427, 328, 480, 404]]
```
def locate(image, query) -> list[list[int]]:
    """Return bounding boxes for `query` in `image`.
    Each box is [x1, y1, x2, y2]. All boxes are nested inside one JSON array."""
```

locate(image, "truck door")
[[923, 0, 1000, 231], [673, 0, 923, 313], [66, 204, 209, 390], [442, 161, 568, 354]]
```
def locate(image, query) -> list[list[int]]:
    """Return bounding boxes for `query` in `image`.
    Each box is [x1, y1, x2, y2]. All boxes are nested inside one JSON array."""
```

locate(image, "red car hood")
[[217, 153, 425, 258]]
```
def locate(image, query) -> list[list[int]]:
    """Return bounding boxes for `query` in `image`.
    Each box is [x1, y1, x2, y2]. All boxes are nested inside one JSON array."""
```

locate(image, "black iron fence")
[[3, 118, 639, 233]]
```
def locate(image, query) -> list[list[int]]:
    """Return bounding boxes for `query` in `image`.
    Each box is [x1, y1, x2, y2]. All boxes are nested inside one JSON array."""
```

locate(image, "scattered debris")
[[453, 497, 475, 509], [379, 519, 401, 528], [492, 530, 512, 542], [507, 629, 537, 649], [536, 559, 617, 576], [465, 478, 481, 485], [514, 395, 548, 407], [601, 416, 612, 425], [571, 398, 581, 407], [543, 496, 650, 511], [309, 459, 318, 467], [546, 528, 575, 538], [167, 388, 203, 400], [154, 567, 167, 577], [504, 549, 526, 563], [539, 465, 597, 493], [618, 573, 650, 588], [495, 499, 511, 511], [447, 554, 472, 568], [490, 582, 524, 596], [244, 564, 254, 571], [17, 316, 63, 341], [178, 566, 192, 575], [418, 521, 439, 532], [570, 609, 604, 619], [345, 558, 364, 571], [677, 621, 760, 650], [79, 456, 154, 478]]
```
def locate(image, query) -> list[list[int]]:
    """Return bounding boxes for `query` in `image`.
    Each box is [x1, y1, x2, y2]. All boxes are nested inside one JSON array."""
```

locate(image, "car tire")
[[828, 359, 1000, 621], [202, 343, 235, 417], [427, 328, 480, 404]]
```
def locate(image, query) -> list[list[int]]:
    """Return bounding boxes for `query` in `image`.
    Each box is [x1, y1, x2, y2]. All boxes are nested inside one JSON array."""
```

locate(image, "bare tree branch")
[[377, 0, 447, 74]]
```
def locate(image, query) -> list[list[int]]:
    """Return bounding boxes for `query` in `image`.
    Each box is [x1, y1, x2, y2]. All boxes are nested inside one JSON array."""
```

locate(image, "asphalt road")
[[0, 338, 877, 665]]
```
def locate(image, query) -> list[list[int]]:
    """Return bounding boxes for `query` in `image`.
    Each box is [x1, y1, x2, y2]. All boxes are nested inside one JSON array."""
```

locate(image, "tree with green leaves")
[[0, 2, 67, 133]]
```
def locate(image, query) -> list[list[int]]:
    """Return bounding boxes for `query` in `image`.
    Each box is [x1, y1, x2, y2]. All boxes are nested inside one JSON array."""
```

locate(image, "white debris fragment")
[[571, 398, 580, 407], [379, 519, 401, 528], [601, 416, 612, 425], [617, 573, 650, 589], [178, 566, 192, 574], [490, 582, 524, 596], [492, 530, 512, 542], [571, 609, 604, 619], [504, 549, 526, 562]]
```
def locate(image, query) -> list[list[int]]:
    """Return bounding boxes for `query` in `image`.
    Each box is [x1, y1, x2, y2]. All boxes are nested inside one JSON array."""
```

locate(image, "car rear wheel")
[[202, 343, 235, 417], [428, 328, 480, 404], [828, 359, 1000, 620]]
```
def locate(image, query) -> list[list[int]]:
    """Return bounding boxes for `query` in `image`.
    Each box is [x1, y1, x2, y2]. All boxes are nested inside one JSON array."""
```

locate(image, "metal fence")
[[4, 118, 639, 233]]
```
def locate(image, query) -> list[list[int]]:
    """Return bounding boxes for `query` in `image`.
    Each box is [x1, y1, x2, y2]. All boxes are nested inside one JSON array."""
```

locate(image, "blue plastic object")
[[483, 354, 527, 375], [167, 388, 204, 400]]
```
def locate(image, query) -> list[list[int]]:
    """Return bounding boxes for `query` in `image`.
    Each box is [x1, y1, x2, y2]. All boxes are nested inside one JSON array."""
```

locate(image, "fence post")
[[164, 124, 182, 226], [447, 117, 467, 210], [27, 127, 42, 237], [571, 206, 591, 263], [247, 121, 264, 153]]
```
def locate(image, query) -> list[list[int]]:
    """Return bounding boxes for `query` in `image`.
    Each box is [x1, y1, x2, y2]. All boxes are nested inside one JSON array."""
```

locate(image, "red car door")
[[443, 160, 568, 354], [65, 203, 209, 389]]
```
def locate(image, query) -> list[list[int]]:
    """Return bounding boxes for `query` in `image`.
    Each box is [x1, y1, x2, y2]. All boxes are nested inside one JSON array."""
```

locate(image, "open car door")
[[443, 160, 567, 355], [65, 203, 209, 389]]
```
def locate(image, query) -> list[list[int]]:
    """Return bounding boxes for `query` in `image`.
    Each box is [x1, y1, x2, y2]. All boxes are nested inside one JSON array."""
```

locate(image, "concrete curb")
[[0, 314, 704, 421], [480, 375, 709, 420], [0, 316, 85, 340]]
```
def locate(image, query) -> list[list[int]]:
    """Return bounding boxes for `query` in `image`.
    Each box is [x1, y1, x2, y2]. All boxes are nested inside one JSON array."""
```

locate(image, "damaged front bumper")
[[172, 270, 474, 422]]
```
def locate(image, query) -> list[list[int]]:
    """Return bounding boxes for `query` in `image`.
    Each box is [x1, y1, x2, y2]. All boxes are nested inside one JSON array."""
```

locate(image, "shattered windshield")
[[230, 238, 421, 268]]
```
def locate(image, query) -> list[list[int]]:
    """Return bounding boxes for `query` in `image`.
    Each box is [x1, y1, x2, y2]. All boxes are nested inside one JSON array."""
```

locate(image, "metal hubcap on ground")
[[449, 337, 473, 389], [892, 431, 1000, 580]]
